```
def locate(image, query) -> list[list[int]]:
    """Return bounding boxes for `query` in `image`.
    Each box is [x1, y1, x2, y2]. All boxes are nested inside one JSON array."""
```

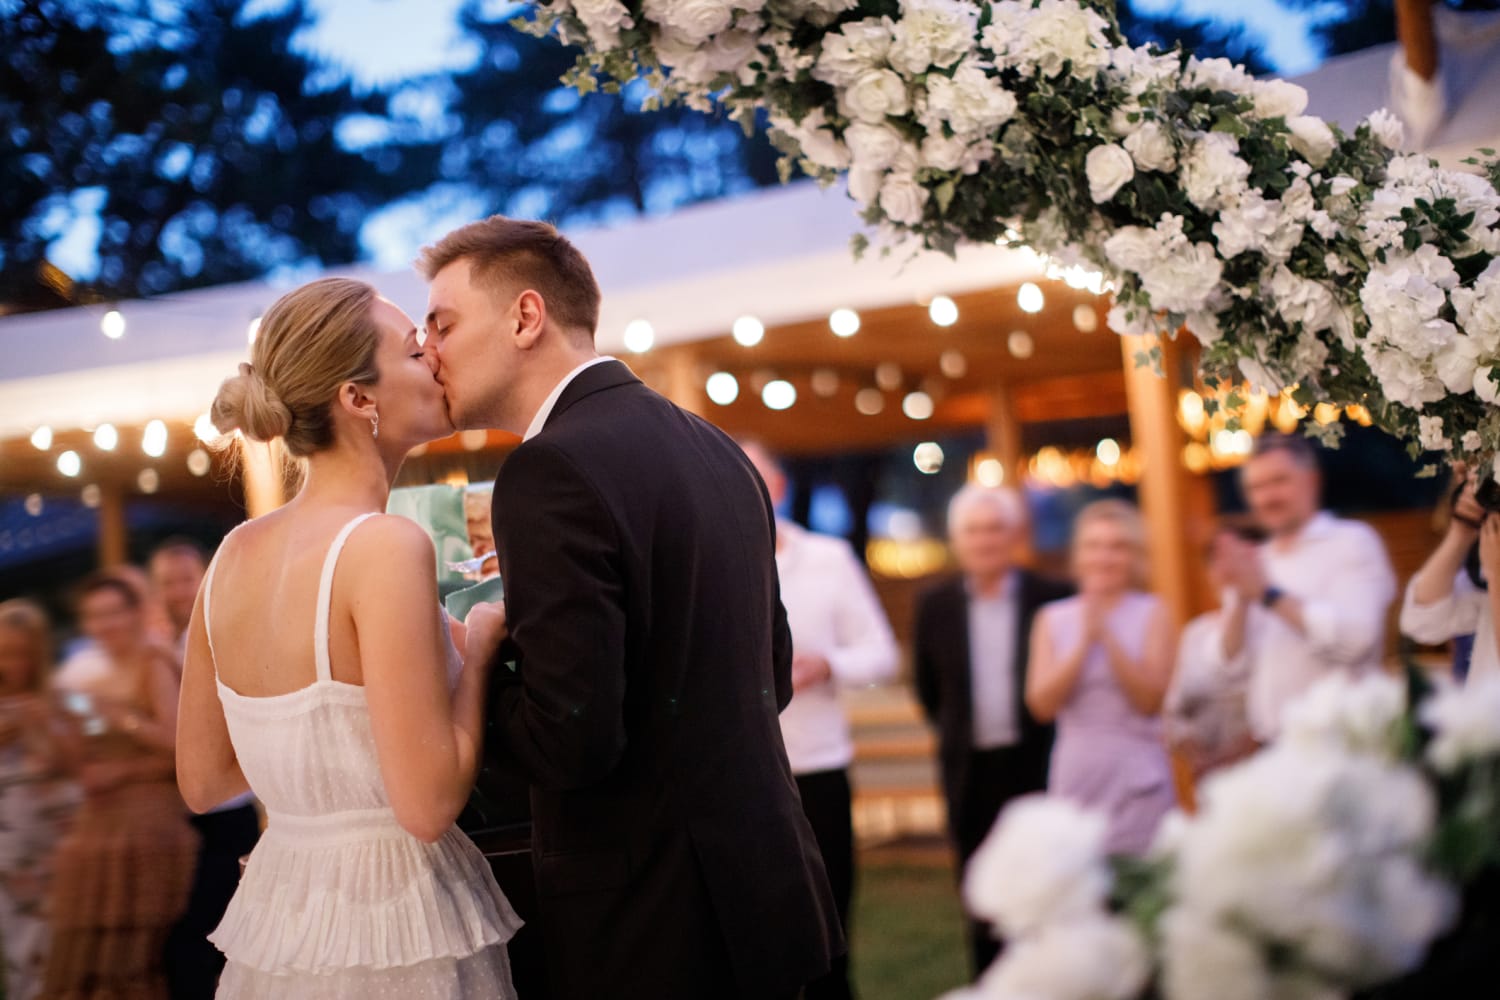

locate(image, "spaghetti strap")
[[313, 514, 380, 683]]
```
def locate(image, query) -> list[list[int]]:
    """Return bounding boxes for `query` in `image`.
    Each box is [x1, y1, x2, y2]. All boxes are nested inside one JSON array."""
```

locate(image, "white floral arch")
[[528, 0, 1500, 469]]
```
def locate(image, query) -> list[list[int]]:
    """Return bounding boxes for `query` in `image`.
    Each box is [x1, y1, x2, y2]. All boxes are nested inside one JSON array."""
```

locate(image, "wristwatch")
[[1261, 585, 1284, 608]]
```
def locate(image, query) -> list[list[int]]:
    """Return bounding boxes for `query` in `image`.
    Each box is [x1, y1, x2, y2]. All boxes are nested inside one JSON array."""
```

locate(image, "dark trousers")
[[795, 768, 855, 1000], [166, 803, 262, 1000], [951, 745, 1041, 980]]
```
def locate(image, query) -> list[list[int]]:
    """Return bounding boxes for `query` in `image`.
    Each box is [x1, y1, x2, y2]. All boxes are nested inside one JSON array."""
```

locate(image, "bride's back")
[[208, 503, 370, 697]]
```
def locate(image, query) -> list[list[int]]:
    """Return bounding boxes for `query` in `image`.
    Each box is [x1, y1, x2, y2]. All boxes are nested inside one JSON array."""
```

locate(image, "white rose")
[[1463, 430, 1484, 452], [572, 0, 635, 49], [1086, 143, 1135, 203], [785, 0, 859, 27], [962, 795, 1111, 937], [1251, 79, 1309, 120], [1102, 225, 1166, 274], [887, 0, 977, 77], [654, 29, 717, 83], [1367, 108, 1405, 150], [1185, 56, 1254, 96], [844, 122, 907, 170], [1180, 132, 1252, 212], [920, 132, 993, 173], [983, 0, 1110, 79], [1279, 673, 1408, 760], [1140, 242, 1223, 314], [1288, 115, 1337, 168], [773, 109, 850, 170], [879, 172, 930, 225], [813, 18, 895, 87], [1433, 335, 1481, 395], [642, 0, 735, 45], [1215, 193, 1300, 262], [1123, 120, 1176, 172], [838, 68, 910, 124]]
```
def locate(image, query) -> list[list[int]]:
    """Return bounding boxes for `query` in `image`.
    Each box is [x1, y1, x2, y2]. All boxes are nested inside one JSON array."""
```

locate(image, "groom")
[[418, 218, 843, 999]]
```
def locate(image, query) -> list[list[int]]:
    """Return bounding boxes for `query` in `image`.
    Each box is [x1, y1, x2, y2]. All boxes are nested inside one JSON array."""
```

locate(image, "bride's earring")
[[371, 411, 380, 439]]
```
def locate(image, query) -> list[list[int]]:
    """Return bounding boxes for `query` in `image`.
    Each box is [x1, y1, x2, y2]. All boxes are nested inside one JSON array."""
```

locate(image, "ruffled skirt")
[[210, 809, 521, 999]]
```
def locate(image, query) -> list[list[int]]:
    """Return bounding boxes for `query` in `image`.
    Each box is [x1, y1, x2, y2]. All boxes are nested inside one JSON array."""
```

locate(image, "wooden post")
[[241, 439, 287, 518], [662, 351, 706, 416], [1121, 334, 1195, 631], [97, 482, 128, 567], [1397, 0, 1438, 81], [985, 384, 1025, 487]]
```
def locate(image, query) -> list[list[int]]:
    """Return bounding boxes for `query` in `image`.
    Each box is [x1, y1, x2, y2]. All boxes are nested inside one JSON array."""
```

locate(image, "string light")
[[913, 442, 944, 474], [975, 458, 1004, 487], [706, 372, 740, 405], [854, 388, 885, 415], [58, 451, 81, 477], [93, 424, 118, 451], [732, 316, 764, 347], [829, 308, 861, 338], [194, 414, 218, 443], [101, 309, 126, 339], [623, 319, 655, 353], [928, 296, 959, 327], [902, 391, 934, 420], [762, 380, 797, 410], [142, 419, 168, 458], [30, 426, 52, 451], [1017, 282, 1045, 314]]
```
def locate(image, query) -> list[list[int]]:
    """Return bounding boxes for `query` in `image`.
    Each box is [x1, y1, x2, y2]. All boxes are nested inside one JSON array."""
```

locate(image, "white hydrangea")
[[1141, 241, 1224, 314], [982, 0, 1111, 79], [1159, 908, 1273, 1000], [921, 132, 994, 173], [1265, 266, 1348, 344], [1366, 108, 1405, 150], [1463, 430, 1484, 452], [1173, 746, 1453, 985], [887, 0, 977, 78], [812, 17, 895, 88], [1109, 43, 1185, 97], [979, 916, 1150, 1000], [1123, 120, 1177, 172], [1185, 56, 1255, 97], [1180, 132, 1253, 212], [781, 0, 859, 27], [962, 795, 1111, 938], [1363, 346, 1448, 409], [1421, 676, 1500, 772], [837, 68, 910, 123], [1278, 672, 1408, 760], [1360, 244, 1460, 356], [1418, 414, 1451, 451], [1213, 191, 1303, 262], [572, 0, 635, 49], [921, 60, 1018, 137], [1452, 258, 1500, 354], [1085, 143, 1135, 203]]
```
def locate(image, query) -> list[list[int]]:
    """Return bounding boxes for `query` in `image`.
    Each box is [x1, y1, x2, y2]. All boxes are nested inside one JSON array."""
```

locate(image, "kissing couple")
[[176, 217, 843, 999]]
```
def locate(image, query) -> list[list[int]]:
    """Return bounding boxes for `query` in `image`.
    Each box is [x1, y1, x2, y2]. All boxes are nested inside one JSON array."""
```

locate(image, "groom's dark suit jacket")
[[485, 360, 841, 1000]]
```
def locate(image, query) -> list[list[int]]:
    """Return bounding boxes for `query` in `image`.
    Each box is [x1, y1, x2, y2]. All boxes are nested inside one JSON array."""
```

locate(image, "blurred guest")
[[150, 539, 261, 1000], [1027, 499, 1176, 857], [1402, 465, 1500, 683], [0, 601, 80, 1000], [464, 488, 501, 581], [1164, 521, 1265, 787], [148, 539, 208, 666], [1219, 433, 1397, 740], [914, 485, 1071, 977], [42, 573, 198, 1000], [742, 442, 898, 1000]]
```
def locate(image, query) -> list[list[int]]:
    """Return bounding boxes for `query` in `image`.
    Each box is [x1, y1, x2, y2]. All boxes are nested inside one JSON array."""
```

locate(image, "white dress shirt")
[[1165, 600, 1254, 758], [776, 521, 899, 774], [1401, 570, 1499, 684], [967, 573, 1021, 749], [522, 356, 616, 441], [1209, 512, 1396, 740]]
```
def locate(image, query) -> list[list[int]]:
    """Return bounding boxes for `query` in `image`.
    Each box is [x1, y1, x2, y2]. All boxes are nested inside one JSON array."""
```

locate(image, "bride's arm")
[[177, 585, 251, 812], [348, 517, 499, 843]]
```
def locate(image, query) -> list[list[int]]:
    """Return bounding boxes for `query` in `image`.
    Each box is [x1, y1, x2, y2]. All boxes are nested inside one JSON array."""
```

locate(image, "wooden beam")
[[1121, 335, 1195, 630], [985, 385, 1025, 486], [1397, 0, 1438, 80], [97, 482, 127, 567], [662, 351, 706, 416], [240, 439, 287, 518]]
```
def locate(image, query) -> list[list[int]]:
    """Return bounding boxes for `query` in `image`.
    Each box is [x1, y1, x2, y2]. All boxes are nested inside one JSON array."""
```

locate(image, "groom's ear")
[[511, 289, 547, 350]]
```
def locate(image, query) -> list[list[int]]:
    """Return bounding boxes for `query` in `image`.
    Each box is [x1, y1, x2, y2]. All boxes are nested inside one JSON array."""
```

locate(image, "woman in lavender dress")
[[1026, 499, 1178, 856]]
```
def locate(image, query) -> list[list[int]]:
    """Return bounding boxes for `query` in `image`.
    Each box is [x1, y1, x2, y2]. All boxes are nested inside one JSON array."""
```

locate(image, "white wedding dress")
[[201, 513, 522, 999]]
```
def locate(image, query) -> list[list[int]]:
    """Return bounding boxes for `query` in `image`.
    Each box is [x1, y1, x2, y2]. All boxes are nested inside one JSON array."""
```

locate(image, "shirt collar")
[[964, 570, 1018, 602], [522, 356, 614, 441]]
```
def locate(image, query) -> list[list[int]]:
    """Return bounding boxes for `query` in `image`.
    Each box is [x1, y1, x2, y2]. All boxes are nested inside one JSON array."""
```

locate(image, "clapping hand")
[[1480, 519, 1500, 584], [1451, 463, 1486, 537], [790, 653, 832, 693]]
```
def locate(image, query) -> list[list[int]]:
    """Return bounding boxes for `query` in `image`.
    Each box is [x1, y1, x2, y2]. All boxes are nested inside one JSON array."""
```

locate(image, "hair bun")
[[210, 362, 293, 442]]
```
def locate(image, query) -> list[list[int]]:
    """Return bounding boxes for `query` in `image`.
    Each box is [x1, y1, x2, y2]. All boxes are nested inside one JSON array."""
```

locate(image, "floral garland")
[[944, 672, 1500, 1000], [523, 0, 1500, 466]]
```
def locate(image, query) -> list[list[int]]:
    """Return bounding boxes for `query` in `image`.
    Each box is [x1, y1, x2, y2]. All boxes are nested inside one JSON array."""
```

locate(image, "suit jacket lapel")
[[942, 579, 974, 738]]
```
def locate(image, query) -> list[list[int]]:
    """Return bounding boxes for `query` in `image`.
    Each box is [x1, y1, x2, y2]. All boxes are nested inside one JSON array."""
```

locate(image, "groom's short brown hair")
[[416, 217, 601, 339]]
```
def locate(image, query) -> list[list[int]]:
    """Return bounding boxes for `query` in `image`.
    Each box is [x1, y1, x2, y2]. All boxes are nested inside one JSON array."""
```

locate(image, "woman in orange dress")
[[41, 572, 198, 1000]]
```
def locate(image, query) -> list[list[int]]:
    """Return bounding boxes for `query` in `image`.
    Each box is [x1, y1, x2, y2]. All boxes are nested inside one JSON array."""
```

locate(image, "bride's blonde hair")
[[211, 278, 381, 458]]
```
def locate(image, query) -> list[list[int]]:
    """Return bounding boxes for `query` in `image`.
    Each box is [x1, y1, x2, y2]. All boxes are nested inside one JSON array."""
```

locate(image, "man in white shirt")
[[1215, 434, 1397, 741], [742, 442, 899, 1000], [913, 485, 1071, 977], [150, 538, 263, 1000]]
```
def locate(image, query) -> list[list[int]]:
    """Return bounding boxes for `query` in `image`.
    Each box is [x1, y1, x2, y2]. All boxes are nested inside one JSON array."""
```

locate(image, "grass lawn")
[[849, 862, 971, 1000]]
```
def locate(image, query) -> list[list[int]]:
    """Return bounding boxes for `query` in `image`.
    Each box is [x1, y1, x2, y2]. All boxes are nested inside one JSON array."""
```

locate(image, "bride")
[[175, 277, 522, 998]]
